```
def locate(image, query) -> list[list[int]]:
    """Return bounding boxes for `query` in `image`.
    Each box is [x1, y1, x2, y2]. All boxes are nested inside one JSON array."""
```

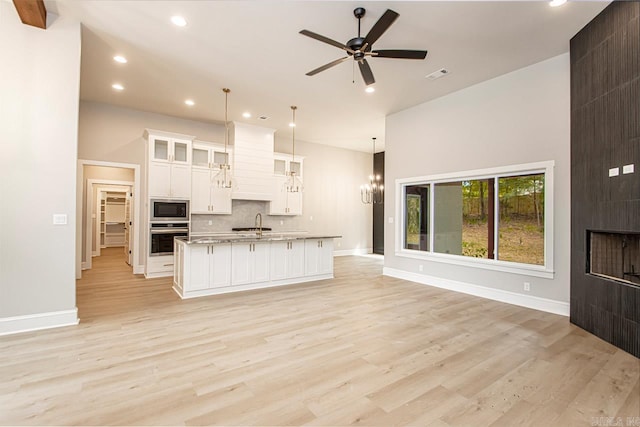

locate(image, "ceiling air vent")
[[426, 68, 450, 80], [259, 116, 269, 120]]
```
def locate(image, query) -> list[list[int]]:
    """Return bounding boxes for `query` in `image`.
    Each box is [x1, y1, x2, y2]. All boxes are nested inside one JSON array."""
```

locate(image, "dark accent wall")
[[373, 152, 385, 255], [570, 1, 640, 358]]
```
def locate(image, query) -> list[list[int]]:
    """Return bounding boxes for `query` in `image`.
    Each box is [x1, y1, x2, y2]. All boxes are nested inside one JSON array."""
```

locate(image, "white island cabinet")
[[174, 241, 231, 297], [270, 240, 305, 281], [231, 241, 270, 286], [173, 235, 338, 299], [305, 239, 334, 276]]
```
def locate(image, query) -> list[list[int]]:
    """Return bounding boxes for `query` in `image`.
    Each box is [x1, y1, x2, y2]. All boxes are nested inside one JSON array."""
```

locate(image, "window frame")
[[395, 161, 554, 278]]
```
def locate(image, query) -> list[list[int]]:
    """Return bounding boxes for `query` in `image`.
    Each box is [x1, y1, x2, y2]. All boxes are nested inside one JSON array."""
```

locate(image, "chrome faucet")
[[255, 213, 263, 238]]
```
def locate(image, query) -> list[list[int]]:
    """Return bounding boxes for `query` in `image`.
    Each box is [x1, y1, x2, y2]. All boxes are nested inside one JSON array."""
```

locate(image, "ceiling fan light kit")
[[300, 7, 428, 86]]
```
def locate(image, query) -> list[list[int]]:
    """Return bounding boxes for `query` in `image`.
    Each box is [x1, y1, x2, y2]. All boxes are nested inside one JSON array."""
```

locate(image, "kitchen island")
[[173, 233, 340, 299]]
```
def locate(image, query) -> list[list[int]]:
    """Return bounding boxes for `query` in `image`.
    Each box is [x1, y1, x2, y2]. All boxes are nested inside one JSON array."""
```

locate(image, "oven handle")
[[149, 228, 189, 234]]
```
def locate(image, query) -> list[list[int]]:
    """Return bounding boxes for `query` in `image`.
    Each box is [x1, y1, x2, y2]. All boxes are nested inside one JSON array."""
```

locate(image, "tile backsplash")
[[191, 200, 305, 233]]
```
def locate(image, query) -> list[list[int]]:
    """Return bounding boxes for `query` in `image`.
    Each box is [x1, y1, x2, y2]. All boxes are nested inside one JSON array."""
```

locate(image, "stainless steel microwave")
[[150, 199, 189, 222]]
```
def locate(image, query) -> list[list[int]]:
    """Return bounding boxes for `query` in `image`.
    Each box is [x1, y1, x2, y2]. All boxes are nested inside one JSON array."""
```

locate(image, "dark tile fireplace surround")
[[570, 2, 640, 358]]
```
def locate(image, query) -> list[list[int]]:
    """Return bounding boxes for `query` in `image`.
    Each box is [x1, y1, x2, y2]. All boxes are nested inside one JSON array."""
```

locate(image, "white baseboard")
[[334, 247, 373, 257], [134, 264, 145, 275], [383, 267, 569, 317], [0, 308, 79, 336]]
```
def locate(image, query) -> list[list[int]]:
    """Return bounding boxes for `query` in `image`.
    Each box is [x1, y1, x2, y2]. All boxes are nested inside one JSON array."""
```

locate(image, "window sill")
[[395, 249, 554, 279]]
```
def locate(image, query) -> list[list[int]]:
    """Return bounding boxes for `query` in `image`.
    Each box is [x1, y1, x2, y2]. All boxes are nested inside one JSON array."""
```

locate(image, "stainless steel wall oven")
[[149, 223, 189, 256]]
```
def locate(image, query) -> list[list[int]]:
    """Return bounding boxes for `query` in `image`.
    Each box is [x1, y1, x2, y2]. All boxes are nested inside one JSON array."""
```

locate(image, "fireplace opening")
[[588, 231, 640, 286]]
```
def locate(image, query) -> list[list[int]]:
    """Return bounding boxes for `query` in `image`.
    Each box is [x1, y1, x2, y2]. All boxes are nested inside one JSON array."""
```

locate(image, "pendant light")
[[360, 137, 383, 204], [285, 105, 304, 193], [214, 88, 233, 188]]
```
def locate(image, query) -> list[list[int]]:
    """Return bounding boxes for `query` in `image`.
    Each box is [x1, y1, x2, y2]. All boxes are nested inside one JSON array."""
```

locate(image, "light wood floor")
[[1, 248, 638, 426]]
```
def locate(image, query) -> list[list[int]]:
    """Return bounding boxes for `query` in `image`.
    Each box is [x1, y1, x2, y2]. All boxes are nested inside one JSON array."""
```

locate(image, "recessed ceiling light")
[[112, 83, 124, 91], [549, 0, 567, 7], [185, 99, 195, 106], [113, 55, 127, 64], [242, 112, 251, 118], [365, 86, 375, 93], [289, 122, 296, 127], [171, 15, 187, 27]]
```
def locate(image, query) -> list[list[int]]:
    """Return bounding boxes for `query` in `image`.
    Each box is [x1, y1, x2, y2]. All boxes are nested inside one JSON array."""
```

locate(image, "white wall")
[[0, 4, 81, 328], [78, 101, 372, 255], [384, 54, 571, 309]]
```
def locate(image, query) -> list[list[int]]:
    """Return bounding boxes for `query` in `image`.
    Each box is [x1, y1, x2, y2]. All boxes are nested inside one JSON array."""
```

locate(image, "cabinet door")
[[231, 243, 252, 285], [211, 186, 232, 214], [253, 242, 270, 283], [305, 240, 320, 276], [288, 240, 306, 278], [188, 245, 211, 292], [318, 239, 334, 274], [287, 191, 303, 215], [268, 176, 288, 215], [172, 140, 190, 164], [170, 164, 191, 199], [270, 241, 288, 281], [149, 162, 171, 197], [191, 169, 212, 214], [152, 138, 170, 162], [192, 146, 211, 168], [210, 244, 231, 288]]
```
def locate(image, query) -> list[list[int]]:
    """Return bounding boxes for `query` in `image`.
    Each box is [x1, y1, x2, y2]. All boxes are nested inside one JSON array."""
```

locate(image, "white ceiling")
[[45, 1, 608, 153]]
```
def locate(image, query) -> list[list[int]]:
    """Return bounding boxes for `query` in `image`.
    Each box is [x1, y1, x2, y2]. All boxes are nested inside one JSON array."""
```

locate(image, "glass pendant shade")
[[285, 105, 303, 193], [215, 88, 233, 188]]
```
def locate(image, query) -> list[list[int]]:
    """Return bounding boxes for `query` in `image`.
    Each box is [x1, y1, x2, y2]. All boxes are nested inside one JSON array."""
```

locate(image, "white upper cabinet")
[[145, 129, 194, 199], [269, 153, 304, 216], [192, 141, 231, 170], [190, 141, 233, 214]]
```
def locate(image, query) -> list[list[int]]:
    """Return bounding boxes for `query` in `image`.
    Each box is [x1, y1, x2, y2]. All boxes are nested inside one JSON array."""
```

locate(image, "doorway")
[[77, 160, 142, 279]]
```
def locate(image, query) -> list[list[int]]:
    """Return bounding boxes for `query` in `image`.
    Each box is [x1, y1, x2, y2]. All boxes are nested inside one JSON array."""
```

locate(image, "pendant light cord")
[[223, 88, 230, 155]]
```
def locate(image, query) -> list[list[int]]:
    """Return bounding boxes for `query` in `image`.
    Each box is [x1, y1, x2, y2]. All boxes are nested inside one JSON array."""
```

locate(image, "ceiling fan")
[[299, 7, 428, 86]]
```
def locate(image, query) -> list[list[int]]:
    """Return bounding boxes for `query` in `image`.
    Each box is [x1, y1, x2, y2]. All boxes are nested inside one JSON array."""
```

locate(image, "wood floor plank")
[[0, 247, 637, 426]]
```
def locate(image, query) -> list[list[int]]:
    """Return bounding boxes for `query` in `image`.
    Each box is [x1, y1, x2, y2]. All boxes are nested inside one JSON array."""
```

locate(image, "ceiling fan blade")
[[372, 49, 428, 60], [299, 30, 354, 53], [358, 59, 375, 86], [363, 9, 399, 46], [306, 56, 350, 76]]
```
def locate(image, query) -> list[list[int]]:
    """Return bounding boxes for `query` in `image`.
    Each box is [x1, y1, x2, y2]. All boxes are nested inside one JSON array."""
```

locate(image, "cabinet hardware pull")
[[163, 263, 174, 267]]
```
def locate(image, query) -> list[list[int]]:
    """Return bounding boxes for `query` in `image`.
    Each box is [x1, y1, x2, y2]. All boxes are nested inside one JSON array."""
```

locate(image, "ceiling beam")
[[12, 0, 47, 29]]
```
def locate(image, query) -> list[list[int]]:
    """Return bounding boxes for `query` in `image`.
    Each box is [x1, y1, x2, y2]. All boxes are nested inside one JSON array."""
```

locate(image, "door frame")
[[86, 182, 132, 268], [77, 160, 142, 278]]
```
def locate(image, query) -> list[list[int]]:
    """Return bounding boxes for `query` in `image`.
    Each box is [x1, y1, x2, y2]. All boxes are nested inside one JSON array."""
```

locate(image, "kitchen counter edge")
[[176, 235, 341, 245]]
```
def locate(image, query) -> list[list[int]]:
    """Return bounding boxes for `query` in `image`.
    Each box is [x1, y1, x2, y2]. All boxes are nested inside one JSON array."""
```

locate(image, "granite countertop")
[[176, 232, 341, 245]]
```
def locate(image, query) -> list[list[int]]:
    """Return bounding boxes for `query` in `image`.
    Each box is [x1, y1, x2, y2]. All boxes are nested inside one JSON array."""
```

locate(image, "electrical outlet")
[[337, 242, 341, 247], [280, 220, 283, 225], [388, 217, 394, 224], [419, 265, 423, 272], [310, 216, 313, 221], [524, 282, 530, 292], [208, 220, 212, 226]]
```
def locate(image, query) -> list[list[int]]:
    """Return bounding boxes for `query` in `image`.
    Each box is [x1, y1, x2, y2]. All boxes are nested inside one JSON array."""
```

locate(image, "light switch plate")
[[609, 167, 620, 177], [623, 164, 634, 174], [53, 214, 67, 225]]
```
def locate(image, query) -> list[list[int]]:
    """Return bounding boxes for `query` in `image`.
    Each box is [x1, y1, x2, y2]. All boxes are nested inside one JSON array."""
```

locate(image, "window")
[[396, 162, 553, 277]]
